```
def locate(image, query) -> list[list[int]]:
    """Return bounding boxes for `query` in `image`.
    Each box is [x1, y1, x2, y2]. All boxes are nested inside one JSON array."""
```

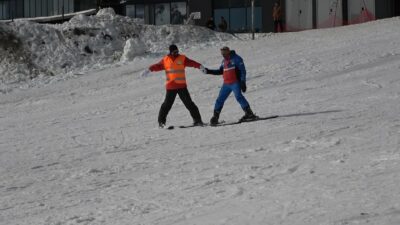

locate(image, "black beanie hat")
[[169, 44, 178, 53]]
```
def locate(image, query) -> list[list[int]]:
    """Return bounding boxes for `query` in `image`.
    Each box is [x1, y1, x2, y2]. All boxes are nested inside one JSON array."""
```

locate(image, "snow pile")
[[0, 8, 233, 91], [95, 7, 116, 16], [0, 25, 38, 91], [121, 38, 146, 62]]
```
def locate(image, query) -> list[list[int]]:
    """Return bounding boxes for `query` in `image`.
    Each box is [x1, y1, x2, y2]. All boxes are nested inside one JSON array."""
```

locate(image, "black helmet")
[[169, 44, 178, 53]]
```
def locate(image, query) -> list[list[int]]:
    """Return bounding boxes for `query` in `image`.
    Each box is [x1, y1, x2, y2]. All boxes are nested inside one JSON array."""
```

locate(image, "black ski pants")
[[274, 20, 283, 33], [158, 88, 202, 124]]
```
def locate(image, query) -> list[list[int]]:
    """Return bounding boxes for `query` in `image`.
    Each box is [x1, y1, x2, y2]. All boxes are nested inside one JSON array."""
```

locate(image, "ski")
[[159, 123, 210, 130], [176, 121, 226, 129], [159, 125, 175, 130], [162, 116, 278, 129], [178, 123, 209, 129], [212, 115, 279, 127], [166, 125, 175, 130]]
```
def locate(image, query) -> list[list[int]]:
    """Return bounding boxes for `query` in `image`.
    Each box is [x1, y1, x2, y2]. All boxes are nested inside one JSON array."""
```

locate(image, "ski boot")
[[210, 110, 220, 126], [159, 121, 166, 128], [239, 107, 258, 122], [193, 120, 204, 127]]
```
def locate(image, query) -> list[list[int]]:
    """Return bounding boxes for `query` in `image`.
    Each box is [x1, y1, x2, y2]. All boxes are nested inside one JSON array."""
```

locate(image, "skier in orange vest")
[[141, 44, 206, 128]]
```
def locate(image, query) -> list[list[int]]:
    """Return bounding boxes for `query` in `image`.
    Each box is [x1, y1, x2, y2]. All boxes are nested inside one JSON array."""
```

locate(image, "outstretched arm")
[[185, 57, 214, 74], [149, 59, 165, 72], [141, 59, 164, 77], [184, 57, 202, 69], [207, 64, 223, 75]]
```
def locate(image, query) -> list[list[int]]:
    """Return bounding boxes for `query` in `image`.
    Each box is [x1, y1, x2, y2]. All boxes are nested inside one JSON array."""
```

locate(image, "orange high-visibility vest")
[[163, 55, 187, 88]]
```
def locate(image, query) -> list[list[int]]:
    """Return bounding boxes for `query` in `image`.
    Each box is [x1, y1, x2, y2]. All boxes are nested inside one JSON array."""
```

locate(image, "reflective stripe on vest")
[[223, 67, 235, 72], [163, 55, 186, 85], [165, 69, 185, 74]]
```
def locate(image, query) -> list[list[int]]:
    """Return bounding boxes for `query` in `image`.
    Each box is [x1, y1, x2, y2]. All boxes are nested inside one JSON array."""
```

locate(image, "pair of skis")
[[163, 115, 279, 130]]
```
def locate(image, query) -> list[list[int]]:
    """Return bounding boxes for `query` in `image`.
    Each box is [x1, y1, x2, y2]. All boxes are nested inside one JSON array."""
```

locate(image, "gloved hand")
[[199, 65, 208, 74], [240, 81, 247, 93], [140, 69, 150, 77]]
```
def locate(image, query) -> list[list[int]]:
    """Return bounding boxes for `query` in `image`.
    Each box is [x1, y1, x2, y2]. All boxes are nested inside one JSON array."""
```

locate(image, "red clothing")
[[222, 57, 238, 84], [149, 54, 201, 90]]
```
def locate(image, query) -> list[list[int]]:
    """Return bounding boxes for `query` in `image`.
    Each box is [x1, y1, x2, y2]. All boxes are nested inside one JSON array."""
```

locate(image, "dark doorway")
[[395, 0, 400, 16]]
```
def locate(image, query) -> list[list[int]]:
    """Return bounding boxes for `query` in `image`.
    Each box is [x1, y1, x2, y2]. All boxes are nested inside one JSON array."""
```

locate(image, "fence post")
[[251, 0, 254, 40], [62, 0, 65, 21]]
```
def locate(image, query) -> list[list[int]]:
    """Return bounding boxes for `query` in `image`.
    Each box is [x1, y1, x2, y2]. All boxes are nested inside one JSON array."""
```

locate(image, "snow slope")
[[1, 17, 400, 225]]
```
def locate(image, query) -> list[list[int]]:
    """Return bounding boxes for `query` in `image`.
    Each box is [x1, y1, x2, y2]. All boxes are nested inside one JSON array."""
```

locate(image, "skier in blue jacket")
[[204, 46, 257, 125]]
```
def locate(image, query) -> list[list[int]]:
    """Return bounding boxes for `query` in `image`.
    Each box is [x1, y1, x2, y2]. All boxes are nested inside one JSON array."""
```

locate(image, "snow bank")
[[121, 38, 146, 62], [0, 8, 233, 91]]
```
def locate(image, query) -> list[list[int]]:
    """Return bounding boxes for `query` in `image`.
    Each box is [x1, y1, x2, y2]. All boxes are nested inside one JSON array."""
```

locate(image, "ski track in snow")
[[1, 17, 400, 225]]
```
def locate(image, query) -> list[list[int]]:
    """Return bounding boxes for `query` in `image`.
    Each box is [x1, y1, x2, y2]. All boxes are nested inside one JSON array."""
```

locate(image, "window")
[[155, 3, 170, 25], [126, 4, 135, 17], [63, 0, 68, 13], [214, 0, 262, 32], [230, 8, 246, 32], [126, 4, 146, 19], [246, 7, 262, 32], [48, 0, 53, 16], [30, 0, 35, 17], [75, 0, 96, 11], [171, 2, 186, 24], [136, 4, 144, 19], [78, 0, 87, 11], [41, 0, 48, 16], [0, 1, 5, 19], [214, 8, 229, 31], [24, 0, 30, 17], [144, 4, 155, 24], [68, 0, 74, 14], [53, 0, 59, 15]]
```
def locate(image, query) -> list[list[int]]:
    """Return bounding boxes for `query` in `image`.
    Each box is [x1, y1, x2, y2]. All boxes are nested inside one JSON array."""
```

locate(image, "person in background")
[[206, 17, 216, 30], [218, 16, 228, 32], [141, 44, 207, 128], [203, 46, 257, 125], [273, 1, 284, 33]]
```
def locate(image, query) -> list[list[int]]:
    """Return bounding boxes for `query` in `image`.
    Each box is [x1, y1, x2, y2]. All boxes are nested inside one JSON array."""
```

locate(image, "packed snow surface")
[[1, 13, 400, 225]]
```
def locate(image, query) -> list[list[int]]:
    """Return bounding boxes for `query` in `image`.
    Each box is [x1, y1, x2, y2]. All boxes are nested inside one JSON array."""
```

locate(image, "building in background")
[[123, 0, 271, 32], [98, 0, 124, 15], [120, 0, 400, 32], [285, 0, 400, 31], [1, 0, 399, 32], [122, 1, 195, 26], [0, 0, 97, 21]]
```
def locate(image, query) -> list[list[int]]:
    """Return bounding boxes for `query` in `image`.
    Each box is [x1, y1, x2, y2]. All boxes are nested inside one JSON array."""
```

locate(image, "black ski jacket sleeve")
[[207, 64, 223, 75]]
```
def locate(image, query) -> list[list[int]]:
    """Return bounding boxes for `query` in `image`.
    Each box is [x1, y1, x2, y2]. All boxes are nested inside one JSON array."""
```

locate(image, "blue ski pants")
[[214, 82, 249, 112]]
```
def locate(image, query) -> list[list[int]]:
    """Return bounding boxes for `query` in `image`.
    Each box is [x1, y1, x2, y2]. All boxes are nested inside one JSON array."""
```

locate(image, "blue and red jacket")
[[207, 50, 246, 84]]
